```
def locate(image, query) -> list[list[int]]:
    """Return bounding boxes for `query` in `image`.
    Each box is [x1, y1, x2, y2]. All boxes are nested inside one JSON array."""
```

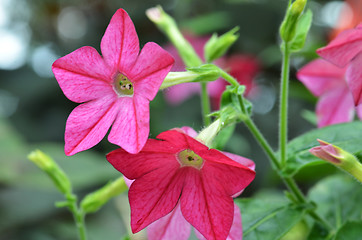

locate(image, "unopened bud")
[[310, 139, 362, 183], [280, 0, 307, 43], [28, 150, 71, 194], [80, 177, 128, 214]]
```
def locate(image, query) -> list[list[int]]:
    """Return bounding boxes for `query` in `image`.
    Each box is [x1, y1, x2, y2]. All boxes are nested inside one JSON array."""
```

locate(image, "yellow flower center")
[[177, 149, 204, 169], [114, 73, 134, 96]]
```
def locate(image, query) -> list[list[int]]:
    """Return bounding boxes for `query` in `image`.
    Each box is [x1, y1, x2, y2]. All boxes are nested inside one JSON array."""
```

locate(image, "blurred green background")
[[0, 0, 355, 239]]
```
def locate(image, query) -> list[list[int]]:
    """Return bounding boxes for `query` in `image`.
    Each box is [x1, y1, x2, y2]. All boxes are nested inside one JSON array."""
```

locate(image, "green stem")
[[219, 69, 332, 231], [67, 194, 87, 240], [201, 82, 211, 126], [279, 43, 291, 168]]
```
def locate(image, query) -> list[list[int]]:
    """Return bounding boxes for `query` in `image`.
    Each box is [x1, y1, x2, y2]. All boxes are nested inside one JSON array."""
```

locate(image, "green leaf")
[[289, 9, 312, 52], [308, 175, 362, 228], [334, 221, 362, 240], [283, 121, 362, 176], [235, 195, 306, 240]]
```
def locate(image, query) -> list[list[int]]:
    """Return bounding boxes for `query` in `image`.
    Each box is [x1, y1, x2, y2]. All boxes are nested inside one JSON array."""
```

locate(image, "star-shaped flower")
[[317, 23, 362, 107], [52, 9, 174, 155], [107, 127, 255, 240], [297, 58, 362, 127]]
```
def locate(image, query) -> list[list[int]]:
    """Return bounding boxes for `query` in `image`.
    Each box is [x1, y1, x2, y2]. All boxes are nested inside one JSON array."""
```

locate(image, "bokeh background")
[[0, 0, 360, 239]]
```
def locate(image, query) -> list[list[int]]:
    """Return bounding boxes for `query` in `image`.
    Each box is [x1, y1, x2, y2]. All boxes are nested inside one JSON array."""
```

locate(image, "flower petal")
[[129, 42, 174, 100], [222, 152, 255, 171], [147, 204, 191, 240], [357, 104, 362, 120], [106, 141, 179, 180], [108, 96, 149, 154], [181, 168, 234, 240], [52, 46, 114, 103], [101, 8, 139, 72], [316, 87, 355, 127], [194, 203, 242, 240], [129, 167, 186, 233], [317, 26, 362, 67], [64, 95, 119, 155], [296, 59, 346, 97], [346, 52, 362, 106]]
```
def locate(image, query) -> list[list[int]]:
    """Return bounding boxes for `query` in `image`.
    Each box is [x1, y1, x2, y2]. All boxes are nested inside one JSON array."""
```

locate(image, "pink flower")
[[163, 34, 259, 109], [52, 9, 174, 155], [317, 23, 362, 107], [309, 139, 342, 164], [107, 127, 256, 240], [297, 58, 362, 127]]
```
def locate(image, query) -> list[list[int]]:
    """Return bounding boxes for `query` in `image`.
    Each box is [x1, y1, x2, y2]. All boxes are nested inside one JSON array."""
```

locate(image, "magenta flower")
[[163, 34, 259, 109], [297, 58, 362, 127], [107, 127, 255, 239], [52, 9, 174, 155], [317, 23, 362, 107]]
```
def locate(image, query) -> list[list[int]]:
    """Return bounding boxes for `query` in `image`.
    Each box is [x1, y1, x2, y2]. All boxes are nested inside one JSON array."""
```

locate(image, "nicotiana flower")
[[52, 9, 174, 155], [122, 127, 255, 240], [317, 23, 362, 107], [163, 34, 260, 109], [107, 127, 256, 240], [297, 58, 362, 127]]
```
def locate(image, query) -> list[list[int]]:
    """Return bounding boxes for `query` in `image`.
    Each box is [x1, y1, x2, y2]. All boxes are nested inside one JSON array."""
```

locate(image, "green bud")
[[80, 177, 128, 214], [280, 0, 307, 43], [28, 150, 71, 194], [310, 139, 362, 183], [204, 27, 239, 63]]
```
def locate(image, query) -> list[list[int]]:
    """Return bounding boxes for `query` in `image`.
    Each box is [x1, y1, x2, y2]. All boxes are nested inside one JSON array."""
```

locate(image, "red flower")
[[107, 128, 255, 239]]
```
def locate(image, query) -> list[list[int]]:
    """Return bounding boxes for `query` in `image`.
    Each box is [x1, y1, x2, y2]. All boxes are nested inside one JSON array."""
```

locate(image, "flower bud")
[[280, 0, 307, 43], [204, 27, 239, 63], [80, 177, 128, 214], [28, 150, 71, 194], [310, 139, 362, 183]]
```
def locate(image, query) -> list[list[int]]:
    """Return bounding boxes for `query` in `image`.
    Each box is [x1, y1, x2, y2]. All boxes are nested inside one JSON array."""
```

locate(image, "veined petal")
[[155, 130, 193, 151], [316, 87, 355, 127], [181, 168, 234, 240], [346, 52, 362, 106], [194, 203, 242, 240], [296, 59, 346, 97], [317, 26, 362, 67], [52, 46, 114, 103], [200, 151, 255, 198], [101, 8, 139, 72], [147, 204, 191, 240], [222, 152, 255, 171], [108, 96, 149, 154], [129, 167, 186, 233], [107, 142, 178, 180], [129, 42, 174, 100], [64, 95, 119, 156]]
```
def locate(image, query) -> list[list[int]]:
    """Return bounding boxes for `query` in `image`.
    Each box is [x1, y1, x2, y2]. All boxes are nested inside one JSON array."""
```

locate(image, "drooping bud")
[[146, 6, 202, 67], [310, 139, 362, 183], [80, 177, 128, 214], [28, 150, 71, 194], [279, 0, 307, 43]]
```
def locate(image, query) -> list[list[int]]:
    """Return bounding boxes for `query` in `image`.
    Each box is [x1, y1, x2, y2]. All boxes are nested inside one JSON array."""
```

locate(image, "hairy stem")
[[279, 43, 290, 168]]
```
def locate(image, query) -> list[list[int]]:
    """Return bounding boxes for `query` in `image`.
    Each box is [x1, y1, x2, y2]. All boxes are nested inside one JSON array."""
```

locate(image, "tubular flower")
[[317, 23, 362, 107], [107, 127, 255, 240], [297, 58, 362, 127], [52, 9, 174, 155]]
